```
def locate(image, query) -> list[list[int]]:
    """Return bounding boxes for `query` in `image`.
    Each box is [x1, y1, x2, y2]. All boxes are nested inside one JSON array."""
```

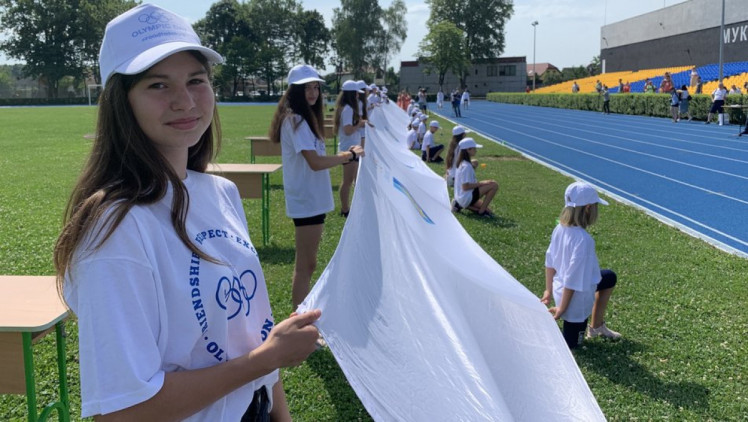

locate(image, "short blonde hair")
[[559, 203, 598, 229]]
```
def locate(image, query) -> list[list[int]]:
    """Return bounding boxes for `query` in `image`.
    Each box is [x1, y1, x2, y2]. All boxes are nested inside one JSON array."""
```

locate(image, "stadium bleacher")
[[533, 61, 748, 95]]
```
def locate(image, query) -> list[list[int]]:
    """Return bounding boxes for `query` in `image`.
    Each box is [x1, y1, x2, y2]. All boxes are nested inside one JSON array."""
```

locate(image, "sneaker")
[[586, 322, 621, 340], [450, 200, 462, 213]]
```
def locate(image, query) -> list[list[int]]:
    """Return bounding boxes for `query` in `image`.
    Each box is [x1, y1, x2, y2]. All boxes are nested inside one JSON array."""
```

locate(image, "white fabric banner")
[[298, 102, 605, 421]]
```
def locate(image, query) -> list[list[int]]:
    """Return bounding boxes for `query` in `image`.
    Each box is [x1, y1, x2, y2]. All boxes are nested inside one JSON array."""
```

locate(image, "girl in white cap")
[[55, 4, 319, 420], [334, 80, 368, 217], [269, 65, 364, 311], [541, 182, 621, 350], [452, 138, 498, 216], [444, 125, 467, 187]]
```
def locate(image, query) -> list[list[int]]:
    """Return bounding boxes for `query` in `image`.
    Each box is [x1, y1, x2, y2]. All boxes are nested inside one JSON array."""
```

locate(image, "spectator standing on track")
[[418, 88, 428, 114], [461, 89, 470, 111], [451, 89, 462, 117], [436, 88, 445, 109], [541, 182, 621, 350], [669, 87, 680, 123], [678, 85, 693, 122], [601, 85, 610, 115], [705, 83, 728, 125]]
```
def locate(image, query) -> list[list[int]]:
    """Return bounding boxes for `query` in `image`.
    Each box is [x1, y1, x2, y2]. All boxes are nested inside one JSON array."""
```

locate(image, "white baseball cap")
[[99, 4, 223, 86], [411, 118, 420, 127], [342, 80, 363, 93], [429, 120, 440, 128], [357, 80, 368, 90], [452, 125, 467, 136], [420, 114, 427, 121], [458, 138, 483, 149], [288, 64, 324, 85], [369, 84, 378, 91], [564, 182, 609, 207]]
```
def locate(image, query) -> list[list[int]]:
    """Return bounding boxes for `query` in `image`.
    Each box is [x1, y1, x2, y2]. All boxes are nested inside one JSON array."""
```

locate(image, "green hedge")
[[486, 92, 748, 123], [0, 97, 89, 106]]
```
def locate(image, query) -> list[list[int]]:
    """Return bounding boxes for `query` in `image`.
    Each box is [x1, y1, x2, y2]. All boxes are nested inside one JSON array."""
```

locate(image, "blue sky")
[[1, 0, 689, 71]]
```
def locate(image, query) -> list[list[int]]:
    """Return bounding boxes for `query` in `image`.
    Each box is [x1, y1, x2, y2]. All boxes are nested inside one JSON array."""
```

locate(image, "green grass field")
[[0, 104, 746, 421]]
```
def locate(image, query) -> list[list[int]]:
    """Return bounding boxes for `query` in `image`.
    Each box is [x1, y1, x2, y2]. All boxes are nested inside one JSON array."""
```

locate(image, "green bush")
[[486, 92, 748, 123]]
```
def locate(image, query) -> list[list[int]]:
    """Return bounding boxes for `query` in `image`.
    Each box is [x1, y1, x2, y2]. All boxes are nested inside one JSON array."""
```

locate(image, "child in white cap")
[[421, 120, 444, 163], [445, 125, 467, 187], [334, 80, 368, 217], [56, 4, 320, 420], [269, 65, 365, 311], [541, 182, 621, 350], [452, 138, 498, 215], [406, 118, 421, 150]]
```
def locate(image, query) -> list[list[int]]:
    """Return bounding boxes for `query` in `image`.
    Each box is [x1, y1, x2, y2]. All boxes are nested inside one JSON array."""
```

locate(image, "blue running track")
[[435, 101, 748, 258]]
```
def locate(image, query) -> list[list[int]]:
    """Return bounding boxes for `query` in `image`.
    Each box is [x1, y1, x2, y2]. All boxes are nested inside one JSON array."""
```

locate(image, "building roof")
[[527, 63, 559, 76]]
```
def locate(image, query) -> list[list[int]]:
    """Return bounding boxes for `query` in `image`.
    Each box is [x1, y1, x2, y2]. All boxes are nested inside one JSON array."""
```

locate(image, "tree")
[[296, 10, 331, 70], [332, 0, 385, 79], [0, 65, 14, 97], [0, 0, 135, 97], [375, 0, 407, 86], [560, 66, 590, 82], [587, 55, 601, 76], [247, 0, 302, 94], [417, 21, 469, 89], [195, 0, 258, 97], [426, 0, 513, 88], [541, 69, 562, 86]]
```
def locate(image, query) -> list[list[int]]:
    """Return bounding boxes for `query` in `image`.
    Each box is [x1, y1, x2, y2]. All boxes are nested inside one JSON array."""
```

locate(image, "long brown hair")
[[456, 147, 472, 167], [269, 82, 324, 143], [333, 90, 360, 133], [54, 51, 221, 296], [445, 132, 465, 169]]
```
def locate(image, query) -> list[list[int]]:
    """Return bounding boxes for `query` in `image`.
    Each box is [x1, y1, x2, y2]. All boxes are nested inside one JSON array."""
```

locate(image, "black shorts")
[[562, 319, 588, 349], [709, 99, 725, 114], [242, 386, 270, 421], [469, 187, 480, 206], [597, 269, 617, 291], [292, 213, 326, 227]]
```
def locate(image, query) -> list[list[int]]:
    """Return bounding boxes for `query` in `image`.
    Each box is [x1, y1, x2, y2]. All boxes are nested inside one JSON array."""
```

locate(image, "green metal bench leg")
[[22, 322, 70, 422], [262, 173, 269, 245]]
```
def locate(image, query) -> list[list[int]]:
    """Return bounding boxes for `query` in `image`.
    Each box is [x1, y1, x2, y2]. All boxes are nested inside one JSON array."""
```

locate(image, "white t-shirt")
[[544, 224, 601, 323], [406, 129, 419, 150], [446, 146, 462, 185], [368, 93, 381, 107], [436, 91, 444, 103], [454, 160, 477, 208], [65, 171, 278, 420], [280, 114, 334, 218], [421, 131, 435, 151], [713, 88, 727, 101], [417, 122, 426, 138], [338, 105, 360, 152], [461, 91, 470, 102]]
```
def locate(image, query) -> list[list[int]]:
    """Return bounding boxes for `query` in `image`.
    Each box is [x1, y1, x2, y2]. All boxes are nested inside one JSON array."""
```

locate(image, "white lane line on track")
[[472, 107, 748, 153], [469, 111, 748, 185]]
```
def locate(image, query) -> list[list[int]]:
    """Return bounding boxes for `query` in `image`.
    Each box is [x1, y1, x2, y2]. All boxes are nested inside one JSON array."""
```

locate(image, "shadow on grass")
[[255, 244, 295, 264], [306, 349, 373, 421], [461, 212, 517, 228], [576, 338, 710, 413]]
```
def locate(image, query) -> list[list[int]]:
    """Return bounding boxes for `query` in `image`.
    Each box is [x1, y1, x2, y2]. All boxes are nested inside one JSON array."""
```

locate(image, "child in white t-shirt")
[[445, 125, 467, 186], [335, 80, 368, 217], [55, 5, 321, 420], [269, 65, 364, 309], [452, 138, 498, 216], [421, 120, 445, 163], [541, 182, 621, 349]]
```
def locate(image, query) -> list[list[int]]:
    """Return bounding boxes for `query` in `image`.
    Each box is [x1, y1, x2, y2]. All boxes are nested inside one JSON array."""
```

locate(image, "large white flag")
[[298, 103, 605, 421]]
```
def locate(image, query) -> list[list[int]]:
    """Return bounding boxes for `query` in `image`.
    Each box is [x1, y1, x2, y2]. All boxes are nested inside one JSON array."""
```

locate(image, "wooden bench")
[[0, 275, 70, 421], [207, 163, 282, 245], [245, 136, 281, 163]]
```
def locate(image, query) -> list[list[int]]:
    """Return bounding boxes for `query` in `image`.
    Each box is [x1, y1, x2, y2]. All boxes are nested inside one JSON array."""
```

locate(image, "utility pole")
[[532, 21, 539, 91]]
